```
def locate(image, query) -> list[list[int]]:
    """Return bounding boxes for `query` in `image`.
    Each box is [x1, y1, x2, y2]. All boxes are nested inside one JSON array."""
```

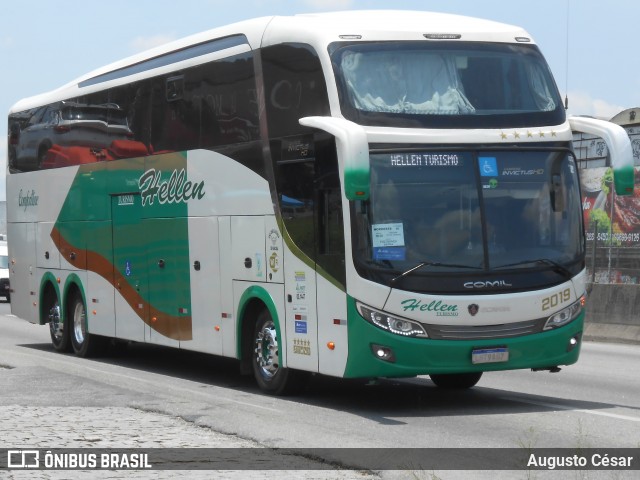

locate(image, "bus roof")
[[10, 10, 533, 113], [268, 10, 532, 46]]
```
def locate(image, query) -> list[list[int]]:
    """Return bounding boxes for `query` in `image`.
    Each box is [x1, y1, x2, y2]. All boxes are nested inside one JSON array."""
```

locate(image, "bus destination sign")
[[389, 153, 462, 167]]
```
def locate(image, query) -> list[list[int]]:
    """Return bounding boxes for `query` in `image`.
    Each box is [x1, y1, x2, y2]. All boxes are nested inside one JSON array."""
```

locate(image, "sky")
[[1, 0, 639, 202]]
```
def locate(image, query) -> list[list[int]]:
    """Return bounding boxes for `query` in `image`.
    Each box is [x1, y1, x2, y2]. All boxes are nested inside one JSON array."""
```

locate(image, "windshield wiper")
[[390, 260, 482, 288], [493, 258, 573, 280]]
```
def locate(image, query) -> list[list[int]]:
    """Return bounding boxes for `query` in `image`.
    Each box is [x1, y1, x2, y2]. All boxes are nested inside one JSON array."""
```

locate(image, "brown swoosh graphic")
[[51, 227, 193, 341]]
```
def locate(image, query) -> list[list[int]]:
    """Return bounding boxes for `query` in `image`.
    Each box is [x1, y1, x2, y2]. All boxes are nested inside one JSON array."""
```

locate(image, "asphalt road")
[[1, 302, 638, 479]]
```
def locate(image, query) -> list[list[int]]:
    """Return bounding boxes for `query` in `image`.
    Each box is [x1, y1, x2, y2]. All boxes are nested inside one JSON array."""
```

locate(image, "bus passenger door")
[[111, 193, 147, 342]]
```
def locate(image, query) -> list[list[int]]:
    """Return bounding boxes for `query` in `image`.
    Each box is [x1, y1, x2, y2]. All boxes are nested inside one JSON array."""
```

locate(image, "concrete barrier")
[[584, 283, 640, 345]]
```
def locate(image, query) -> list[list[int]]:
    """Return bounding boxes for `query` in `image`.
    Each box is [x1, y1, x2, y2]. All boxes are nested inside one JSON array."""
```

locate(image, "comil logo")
[[464, 280, 512, 289]]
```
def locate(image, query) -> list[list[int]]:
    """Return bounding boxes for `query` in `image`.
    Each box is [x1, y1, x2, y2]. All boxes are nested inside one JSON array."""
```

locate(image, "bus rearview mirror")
[[569, 116, 635, 196], [299, 116, 370, 201]]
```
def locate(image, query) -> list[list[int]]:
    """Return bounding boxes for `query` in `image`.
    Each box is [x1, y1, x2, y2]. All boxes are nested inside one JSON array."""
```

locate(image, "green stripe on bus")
[[53, 152, 193, 335]]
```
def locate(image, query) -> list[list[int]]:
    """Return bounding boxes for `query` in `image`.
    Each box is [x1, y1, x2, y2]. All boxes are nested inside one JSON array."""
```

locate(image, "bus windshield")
[[332, 41, 565, 128], [352, 150, 584, 290]]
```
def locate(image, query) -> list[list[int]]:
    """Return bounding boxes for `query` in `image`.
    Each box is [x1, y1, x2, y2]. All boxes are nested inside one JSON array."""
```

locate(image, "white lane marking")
[[501, 396, 640, 422]]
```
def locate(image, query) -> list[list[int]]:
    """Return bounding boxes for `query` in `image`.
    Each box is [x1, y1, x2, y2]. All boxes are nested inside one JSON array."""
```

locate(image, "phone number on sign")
[[586, 232, 640, 242]]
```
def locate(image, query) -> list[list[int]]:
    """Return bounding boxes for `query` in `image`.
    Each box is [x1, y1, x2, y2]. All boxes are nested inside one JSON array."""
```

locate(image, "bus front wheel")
[[429, 372, 483, 389], [252, 309, 307, 395]]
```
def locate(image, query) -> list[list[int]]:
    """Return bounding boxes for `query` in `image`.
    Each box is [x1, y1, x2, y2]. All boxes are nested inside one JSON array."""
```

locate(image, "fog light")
[[371, 344, 396, 363], [567, 333, 581, 352]]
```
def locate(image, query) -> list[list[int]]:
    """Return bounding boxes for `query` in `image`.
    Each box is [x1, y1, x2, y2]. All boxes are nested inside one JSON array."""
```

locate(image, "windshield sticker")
[[483, 178, 499, 190], [479, 157, 498, 176], [372, 223, 405, 261], [373, 246, 406, 261], [501, 167, 545, 177], [372, 223, 405, 247]]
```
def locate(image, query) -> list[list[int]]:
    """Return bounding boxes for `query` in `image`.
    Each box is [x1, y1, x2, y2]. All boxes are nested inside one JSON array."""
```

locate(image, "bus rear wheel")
[[69, 292, 105, 357], [252, 309, 307, 395], [429, 372, 483, 389]]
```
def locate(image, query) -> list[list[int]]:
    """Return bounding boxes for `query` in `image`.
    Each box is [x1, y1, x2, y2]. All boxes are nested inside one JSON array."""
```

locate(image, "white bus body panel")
[[85, 270, 116, 338], [383, 279, 581, 328], [231, 216, 266, 282], [282, 248, 318, 372], [265, 216, 284, 284], [186, 216, 223, 355], [8, 223, 37, 323], [218, 216, 237, 357], [185, 150, 273, 217], [114, 289, 146, 343], [36, 222, 60, 270], [316, 276, 348, 377]]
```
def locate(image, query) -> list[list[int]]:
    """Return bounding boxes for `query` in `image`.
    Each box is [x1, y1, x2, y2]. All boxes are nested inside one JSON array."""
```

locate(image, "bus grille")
[[424, 318, 547, 340]]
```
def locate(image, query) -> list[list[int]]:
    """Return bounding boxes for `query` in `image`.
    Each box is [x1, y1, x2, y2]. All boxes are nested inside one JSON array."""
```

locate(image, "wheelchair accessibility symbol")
[[479, 157, 498, 176]]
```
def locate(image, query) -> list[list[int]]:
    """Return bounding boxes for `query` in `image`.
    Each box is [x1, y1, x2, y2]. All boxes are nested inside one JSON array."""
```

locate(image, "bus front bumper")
[[344, 297, 584, 379]]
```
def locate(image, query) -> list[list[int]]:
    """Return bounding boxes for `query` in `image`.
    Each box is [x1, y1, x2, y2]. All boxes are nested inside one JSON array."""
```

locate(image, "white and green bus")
[[7, 11, 634, 394]]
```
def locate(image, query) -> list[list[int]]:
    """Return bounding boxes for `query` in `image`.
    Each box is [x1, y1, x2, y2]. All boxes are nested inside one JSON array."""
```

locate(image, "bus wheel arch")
[[237, 288, 308, 395]]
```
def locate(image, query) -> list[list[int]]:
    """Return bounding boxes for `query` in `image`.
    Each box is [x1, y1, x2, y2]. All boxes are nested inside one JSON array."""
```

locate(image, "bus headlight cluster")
[[543, 296, 585, 330], [357, 302, 428, 338]]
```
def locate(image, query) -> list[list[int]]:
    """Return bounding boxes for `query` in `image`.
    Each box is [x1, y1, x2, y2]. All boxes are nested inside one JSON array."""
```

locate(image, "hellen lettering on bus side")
[[138, 168, 205, 206]]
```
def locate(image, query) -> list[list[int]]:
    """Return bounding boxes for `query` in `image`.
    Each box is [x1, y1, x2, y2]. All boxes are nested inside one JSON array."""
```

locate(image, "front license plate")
[[472, 347, 509, 364]]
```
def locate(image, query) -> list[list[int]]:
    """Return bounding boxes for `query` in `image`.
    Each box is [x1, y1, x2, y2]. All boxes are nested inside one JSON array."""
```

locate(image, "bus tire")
[[429, 372, 483, 389], [68, 291, 105, 357], [48, 299, 70, 353], [252, 309, 307, 396]]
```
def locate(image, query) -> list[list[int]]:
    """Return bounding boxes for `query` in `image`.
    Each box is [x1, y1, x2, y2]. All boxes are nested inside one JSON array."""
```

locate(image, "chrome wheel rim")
[[255, 320, 279, 379], [48, 303, 63, 339], [72, 301, 86, 345]]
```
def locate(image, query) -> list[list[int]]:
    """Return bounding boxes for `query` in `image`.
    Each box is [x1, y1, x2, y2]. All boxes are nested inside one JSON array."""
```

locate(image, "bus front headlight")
[[357, 302, 428, 338], [543, 296, 585, 330]]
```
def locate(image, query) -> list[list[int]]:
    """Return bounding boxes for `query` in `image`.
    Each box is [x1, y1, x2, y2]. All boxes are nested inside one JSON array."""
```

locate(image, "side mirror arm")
[[299, 116, 370, 200]]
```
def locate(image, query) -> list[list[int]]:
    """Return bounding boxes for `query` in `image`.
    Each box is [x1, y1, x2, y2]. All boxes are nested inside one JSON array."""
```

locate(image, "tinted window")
[[332, 41, 565, 129], [109, 80, 152, 148], [9, 51, 260, 172], [262, 43, 331, 138], [150, 52, 259, 152]]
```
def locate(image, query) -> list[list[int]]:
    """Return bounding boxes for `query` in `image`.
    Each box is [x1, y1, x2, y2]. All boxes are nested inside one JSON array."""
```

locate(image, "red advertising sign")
[[581, 167, 640, 244]]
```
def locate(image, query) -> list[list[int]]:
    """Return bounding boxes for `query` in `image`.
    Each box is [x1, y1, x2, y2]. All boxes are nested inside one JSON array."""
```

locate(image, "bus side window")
[[262, 43, 331, 138]]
